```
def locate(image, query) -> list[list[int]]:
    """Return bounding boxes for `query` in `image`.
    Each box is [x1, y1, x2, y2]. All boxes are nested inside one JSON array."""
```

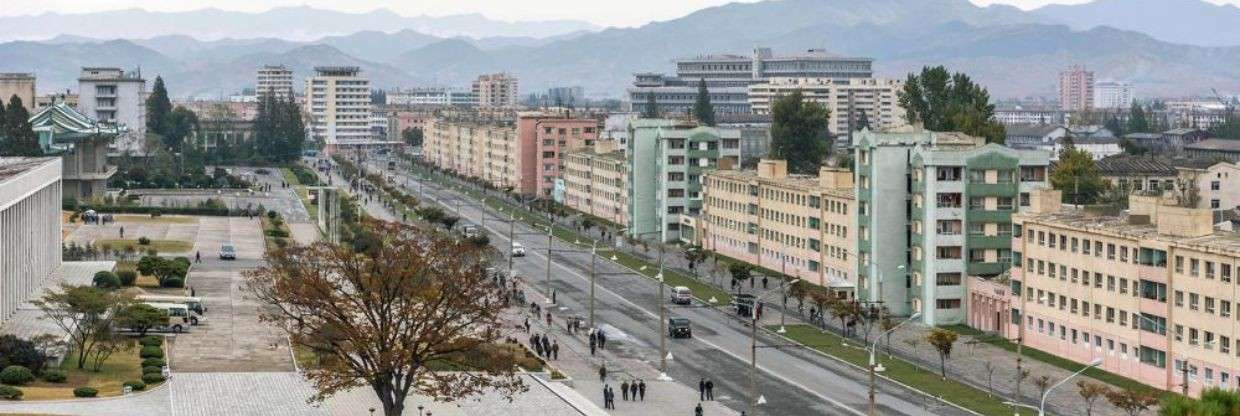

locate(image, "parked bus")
[[136, 294, 206, 315], [138, 302, 206, 333]]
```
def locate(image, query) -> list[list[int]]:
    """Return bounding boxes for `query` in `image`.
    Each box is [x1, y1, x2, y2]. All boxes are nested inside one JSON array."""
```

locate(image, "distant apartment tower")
[[0, 73, 36, 112], [1094, 81, 1134, 110], [304, 66, 372, 151], [256, 65, 295, 99], [854, 129, 1051, 325], [473, 73, 519, 109], [77, 67, 146, 153], [629, 47, 874, 116], [516, 113, 600, 196], [748, 77, 907, 134], [386, 88, 475, 107], [1058, 65, 1094, 112]]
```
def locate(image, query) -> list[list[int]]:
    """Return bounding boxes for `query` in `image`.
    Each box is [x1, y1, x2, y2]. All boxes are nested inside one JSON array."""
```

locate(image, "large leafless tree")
[[246, 220, 523, 416]]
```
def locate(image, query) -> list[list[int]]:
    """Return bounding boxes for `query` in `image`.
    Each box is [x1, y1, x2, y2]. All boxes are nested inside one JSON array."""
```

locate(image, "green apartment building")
[[626, 119, 741, 242], [854, 128, 1050, 325]]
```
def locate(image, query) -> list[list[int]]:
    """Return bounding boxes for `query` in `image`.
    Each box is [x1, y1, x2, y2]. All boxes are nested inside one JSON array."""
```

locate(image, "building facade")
[[77, 67, 146, 154], [748, 77, 906, 134], [0, 157, 62, 322], [305, 66, 372, 151], [1002, 191, 1240, 396], [626, 119, 741, 242], [0, 73, 36, 112], [386, 88, 475, 107], [700, 159, 857, 292], [628, 47, 874, 116], [28, 103, 117, 198], [1175, 160, 1240, 211], [1058, 65, 1094, 112], [562, 140, 629, 227], [516, 113, 600, 196], [473, 73, 519, 109], [256, 65, 295, 100], [854, 128, 1051, 324], [1185, 139, 1240, 163], [422, 118, 519, 191], [1095, 81, 1135, 110]]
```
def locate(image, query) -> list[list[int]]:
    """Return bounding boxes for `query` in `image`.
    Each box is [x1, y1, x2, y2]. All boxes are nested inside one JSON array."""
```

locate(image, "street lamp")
[[1038, 357, 1103, 416], [633, 230, 671, 381], [748, 278, 800, 416], [868, 312, 920, 416]]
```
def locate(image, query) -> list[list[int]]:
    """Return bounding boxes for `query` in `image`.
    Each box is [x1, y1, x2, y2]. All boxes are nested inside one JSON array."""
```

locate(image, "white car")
[[511, 242, 526, 257]]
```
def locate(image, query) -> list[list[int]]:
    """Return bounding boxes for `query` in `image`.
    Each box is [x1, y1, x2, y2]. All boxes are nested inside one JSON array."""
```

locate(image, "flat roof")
[[1017, 208, 1240, 255], [707, 169, 854, 199], [0, 157, 58, 185]]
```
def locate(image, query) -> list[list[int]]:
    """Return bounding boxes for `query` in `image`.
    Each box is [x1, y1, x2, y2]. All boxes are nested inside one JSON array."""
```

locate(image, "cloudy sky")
[[2, 0, 1237, 27]]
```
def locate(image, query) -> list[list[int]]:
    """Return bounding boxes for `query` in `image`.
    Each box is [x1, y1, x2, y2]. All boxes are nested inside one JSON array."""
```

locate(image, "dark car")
[[669, 317, 692, 338], [732, 294, 756, 318]]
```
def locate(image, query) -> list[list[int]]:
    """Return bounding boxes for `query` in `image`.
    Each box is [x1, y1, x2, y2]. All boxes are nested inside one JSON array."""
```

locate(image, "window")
[[936, 299, 962, 309], [1175, 290, 1185, 307], [969, 197, 986, 210], [1223, 301, 1232, 318], [1225, 264, 1234, 283], [936, 167, 962, 181], [1140, 346, 1167, 368], [997, 197, 1014, 210], [937, 220, 963, 235], [936, 246, 962, 259], [937, 193, 962, 208], [1190, 293, 1200, 311], [1207, 297, 1216, 314], [936, 273, 962, 286]]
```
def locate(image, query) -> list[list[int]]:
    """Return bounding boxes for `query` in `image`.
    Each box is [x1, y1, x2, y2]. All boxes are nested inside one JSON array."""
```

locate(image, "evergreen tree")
[[897, 66, 1006, 143], [1104, 115, 1124, 136], [1126, 103, 1149, 133], [768, 90, 830, 175], [1, 96, 41, 156], [1050, 147, 1109, 205], [164, 106, 199, 151], [1210, 110, 1240, 139], [146, 76, 173, 141], [692, 78, 715, 126], [641, 94, 659, 119], [251, 94, 306, 162], [856, 111, 870, 131]]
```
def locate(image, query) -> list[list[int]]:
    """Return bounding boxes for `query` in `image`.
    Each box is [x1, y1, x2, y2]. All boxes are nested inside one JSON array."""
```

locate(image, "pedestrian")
[[602, 385, 611, 409], [599, 365, 607, 381], [629, 380, 638, 402], [695, 403, 703, 416], [533, 337, 544, 357], [589, 335, 597, 356], [705, 379, 714, 400], [545, 311, 552, 326], [190, 286, 196, 297], [762, 276, 769, 289], [551, 340, 559, 360], [699, 378, 705, 401], [119, 226, 125, 238], [195, 251, 201, 263], [524, 317, 530, 333], [638, 379, 646, 401], [552, 289, 557, 304], [598, 329, 607, 349], [621, 380, 630, 401]]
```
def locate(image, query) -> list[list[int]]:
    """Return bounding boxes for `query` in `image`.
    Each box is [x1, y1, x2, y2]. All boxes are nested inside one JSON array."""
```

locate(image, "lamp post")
[[748, 278, 800, 416], [868, 312, 920, 416], [1038, 358, 1103, 416], [633, 230, 671, 380]]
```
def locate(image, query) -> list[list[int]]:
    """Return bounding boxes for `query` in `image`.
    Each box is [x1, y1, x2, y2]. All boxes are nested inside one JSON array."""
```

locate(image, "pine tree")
[[1104, 115, 1124, 136], [856, 110, 871, 131], [692, 78, 715, 126], [641, 94, 660, 119], [1126, 103, 1149, 133], [146, 76, 173, 146], [768, 90, 830, 174], [897, 66, 1006, 143], [1, 96, 41, 156]]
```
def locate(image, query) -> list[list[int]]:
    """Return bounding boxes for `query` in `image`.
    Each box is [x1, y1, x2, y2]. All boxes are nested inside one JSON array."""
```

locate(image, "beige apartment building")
[[473, 73, 519, 109], [699, 159, 856, 291], [562, 140, 628, 227], [0, 73, 36, 112], [977, 189, 1240, 396], [748, 77, 906, 134], [423, 118, 520, 191]]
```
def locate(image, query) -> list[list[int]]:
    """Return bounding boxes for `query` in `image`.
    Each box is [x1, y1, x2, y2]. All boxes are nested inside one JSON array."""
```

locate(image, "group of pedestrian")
[[588, 328, 608, 356], [528, 333, 558, 361], [697, 378, 716, 401], [619, 379, 646, 401], [602, 384, 617, 409]]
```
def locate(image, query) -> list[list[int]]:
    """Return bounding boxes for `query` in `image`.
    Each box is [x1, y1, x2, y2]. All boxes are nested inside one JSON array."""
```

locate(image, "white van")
[[670, 286, 693, 305], [136, 294, 205, 315], [144, 302, 207, 333]]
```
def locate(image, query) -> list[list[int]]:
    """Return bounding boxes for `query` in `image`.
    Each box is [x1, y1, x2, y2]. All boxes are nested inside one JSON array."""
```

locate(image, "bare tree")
[[1014, 368, 1030, 401], [87, 330, 130, 372], [1032, 375, 1052, 401], [32, 284, 128, 369], [245, 220, 524, 416], [983, 362, 996, 397], [1077, 380, 1108, 416], [1105, 388, 1157, 416]]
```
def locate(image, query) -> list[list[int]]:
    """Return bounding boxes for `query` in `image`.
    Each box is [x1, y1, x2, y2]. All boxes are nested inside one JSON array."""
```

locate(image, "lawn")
[[95, 238, 194, 254], [946, 325, 1167, 398], [19, 344, 153, 400], [280, 167, 301, 186], [773, 324, 1037, 416]]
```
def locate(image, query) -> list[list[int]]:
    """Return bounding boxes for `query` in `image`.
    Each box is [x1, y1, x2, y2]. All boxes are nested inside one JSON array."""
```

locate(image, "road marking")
[[394, 170, 873, 416]]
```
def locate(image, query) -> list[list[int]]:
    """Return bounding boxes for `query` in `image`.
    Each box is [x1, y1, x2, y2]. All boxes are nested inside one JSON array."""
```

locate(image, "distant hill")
[[1032, 0, 1240, 47]]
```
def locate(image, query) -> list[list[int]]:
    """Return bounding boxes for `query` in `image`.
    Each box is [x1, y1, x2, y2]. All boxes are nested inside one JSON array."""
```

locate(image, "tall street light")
[[868, 312, 920, 416], [748, 278, 800, 416], [633, 230, 671, 381], [1038, 357, 1103, 416]]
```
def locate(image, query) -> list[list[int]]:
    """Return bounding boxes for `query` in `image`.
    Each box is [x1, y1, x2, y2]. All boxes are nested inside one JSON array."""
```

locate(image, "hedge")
[[0, 385, 21, 400], [141, 373, 164, 384], [141, 358, 166, 368], [73, 387, 98, 398], [66, 203, 237, 217], [42, 369, 67, 383], [123, 380, 146, 391], [139, 336, 163, 347], [139, 346, 164, 359], [0, 366, 33, 386]]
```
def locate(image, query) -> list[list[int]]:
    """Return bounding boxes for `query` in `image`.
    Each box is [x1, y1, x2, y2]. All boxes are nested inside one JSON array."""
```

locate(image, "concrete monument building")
[[0, 157, 62, 322]]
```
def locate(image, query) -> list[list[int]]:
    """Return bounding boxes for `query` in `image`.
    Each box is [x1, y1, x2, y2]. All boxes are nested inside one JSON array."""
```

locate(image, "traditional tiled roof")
[[1123, 132, 1162, 140], [1167, 157, 1230, 170], [1186, 139, 1240, 152], [27, 102, 120, 153], [1094, 154, 1177, 176], [1006, 124, 1064, 138]]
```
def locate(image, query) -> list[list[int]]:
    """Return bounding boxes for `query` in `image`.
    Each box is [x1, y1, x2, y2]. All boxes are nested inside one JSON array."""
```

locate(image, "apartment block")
[[516, 113, 600, 196], [473, 73, 519, 109], [854, 128, 1051, 324], [562, 140, 628, 227], [699, 159, 856, 291], [0, 73, 36, 112], [748, 77, 906, 134], [305, 66, 372, 151], [993, 190, 1240, 396], [423, 118, 520, 191], [77, 67, 146, 153], [626, 119, 741, 243], [1059, 65, 1094, 112], [256, 65, 294, 99]]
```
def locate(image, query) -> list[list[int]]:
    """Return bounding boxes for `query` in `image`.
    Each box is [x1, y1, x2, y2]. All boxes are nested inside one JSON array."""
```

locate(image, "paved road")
[[366, 157, 970, 416]]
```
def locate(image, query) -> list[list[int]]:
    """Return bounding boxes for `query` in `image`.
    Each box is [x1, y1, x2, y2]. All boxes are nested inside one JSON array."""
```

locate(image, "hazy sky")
[[3, 0, 1239, 27]]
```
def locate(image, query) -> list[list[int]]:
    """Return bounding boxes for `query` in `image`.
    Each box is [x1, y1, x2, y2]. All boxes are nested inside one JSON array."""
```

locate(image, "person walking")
[[699, 378, 705, 401], [119, 226, 125, 239], [598, 365, 607, 382], [598, 329, 607, 349], [551, 340, 559, 360], [629, 380, 638, 402], [705, 379, 714, 400], [540, 334, 550, 357], [602, 385, 611, 410], [545, 311, 552, 326], [523, 318, 530, 333], [762, 276, 769, 289], [195, 251, 201, 263], [695, 403, 703, 416], [638, 379, 646, 401], [621, 380, 630, 401], [589, 335, 597, 356], [533, 335, 544, 357]]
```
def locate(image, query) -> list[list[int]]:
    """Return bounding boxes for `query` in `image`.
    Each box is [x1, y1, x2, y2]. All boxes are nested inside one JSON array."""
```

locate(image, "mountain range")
[[4, 0, 1240, 99]]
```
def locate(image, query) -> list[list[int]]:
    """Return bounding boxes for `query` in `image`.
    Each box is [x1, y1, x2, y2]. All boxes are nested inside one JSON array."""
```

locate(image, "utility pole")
[[589, 240, 597, 329], [507, 213, 515, 276], [657, 242, 669, 380], [545, 225, 554, 305]]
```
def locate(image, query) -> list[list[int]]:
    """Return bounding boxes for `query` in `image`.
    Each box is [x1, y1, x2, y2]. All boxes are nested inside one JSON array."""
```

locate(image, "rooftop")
[[1095, 155, 1178, 176], [1186, 138, 1240, 152], [0, 157, 59, 185], [1006, 124, 1065, 138], [707, 168, 854, 199], [1017, 207, 1240, 255]]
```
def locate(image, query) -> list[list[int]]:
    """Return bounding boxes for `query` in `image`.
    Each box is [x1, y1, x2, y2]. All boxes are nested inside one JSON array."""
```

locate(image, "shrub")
[[141, 358, 165, 368], [137, 236, 152, 245], [92, 271, 121, 289], [41, 369, 67, 383], [0, 385, 22, 400], [139, 346, 164, 359], [142, 366, 162, 375], [139, 336, 163, 347], [73, 387, 98, 398], [0, 335, 47, 373], [117, 270, 137, 286], [123, 380, 146, 391], [141, 373, 164, 384], [0, 366, 33, 386], [267, 210, 277, 219], [161, 277, 184, 288]]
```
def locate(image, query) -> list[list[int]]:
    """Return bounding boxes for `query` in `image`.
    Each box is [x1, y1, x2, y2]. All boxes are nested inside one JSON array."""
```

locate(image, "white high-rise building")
[[256, 65, 294, 99], [748, 77, 907, 134], [1093, 81, 1134, 109], [472, 73, 519, 109], [304, 66, 372, 151], [77, 67, 146, 153]]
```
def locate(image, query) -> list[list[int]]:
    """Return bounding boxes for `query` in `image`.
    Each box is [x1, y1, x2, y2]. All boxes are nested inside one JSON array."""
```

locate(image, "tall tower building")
[[472, 73, 519, 109], [256, 65, 294, 100], [1093, 81, 1135, 110], [304, 66, 372, 152], [77, 67, 146, 153], [1058, 65, 1095, 112]]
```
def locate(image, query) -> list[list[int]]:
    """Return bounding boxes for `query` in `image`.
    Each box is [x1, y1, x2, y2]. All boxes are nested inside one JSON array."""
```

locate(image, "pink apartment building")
[[515, 113, 600, 196]]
